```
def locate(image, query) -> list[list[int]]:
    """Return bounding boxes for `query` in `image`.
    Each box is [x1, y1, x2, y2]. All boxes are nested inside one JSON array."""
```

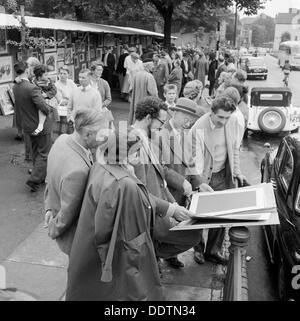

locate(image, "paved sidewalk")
[[0, 91, 228, 301]]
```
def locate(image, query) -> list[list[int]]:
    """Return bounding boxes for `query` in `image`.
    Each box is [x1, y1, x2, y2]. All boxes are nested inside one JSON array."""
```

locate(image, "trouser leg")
[[155, 229, 202, 259], [29, 134, 52, 184], [205, 227, 225, 255], [24, 133, 32, 160]]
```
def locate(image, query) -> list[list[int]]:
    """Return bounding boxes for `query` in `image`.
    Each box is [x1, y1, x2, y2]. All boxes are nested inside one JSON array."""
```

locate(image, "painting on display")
[[79, 53, 85, 62], [97, 34, 103, 47], [90, 48, 96, 60], [43, 29, 57, 52], [96, 48, 103, 59], [81, 63, 87, 70], [65, 65, 75, 81], [64, 48, 73, 64], [57, 48, 65, 61], [57, 60, 64, 72], [104, 34, 115, 47], [44, 52, 57, 73], [16, 51, 23, 62], [0, 84, 14, 116], [75, 40, 81, 52], [74, 56, 79, 69], [0, 56, 13, 84], [0, 29, 7, 54]]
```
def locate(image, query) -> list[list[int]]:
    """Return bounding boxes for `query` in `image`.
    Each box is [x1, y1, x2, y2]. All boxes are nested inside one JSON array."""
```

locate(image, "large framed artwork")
[[64, 48, 73, 64], [0, 56, 13, 84], [44, 52, 57, 73], [104, 34, 115, 47], [0, 29, 8, 54], [57, 48, 65, 61], [0, 84, 14, 116]]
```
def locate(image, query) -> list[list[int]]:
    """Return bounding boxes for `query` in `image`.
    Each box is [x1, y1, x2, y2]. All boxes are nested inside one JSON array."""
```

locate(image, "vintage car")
[[247, 87, 300, 135], [261, 134, 300, 301], [245, 57, 268, 79]]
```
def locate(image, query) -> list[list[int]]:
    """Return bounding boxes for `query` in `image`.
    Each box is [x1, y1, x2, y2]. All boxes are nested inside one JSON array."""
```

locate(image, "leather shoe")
[[205, 252, 229, 265], [194, 251, 205, 264], [165, 256, 184, 269]]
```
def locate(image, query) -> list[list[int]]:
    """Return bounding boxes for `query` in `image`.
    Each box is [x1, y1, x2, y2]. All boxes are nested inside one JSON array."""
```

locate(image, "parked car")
[[247, 87, 300, 135], [261, 134, 300, 301], [290, 54, 300, 71], [245, 57, 268, 79]]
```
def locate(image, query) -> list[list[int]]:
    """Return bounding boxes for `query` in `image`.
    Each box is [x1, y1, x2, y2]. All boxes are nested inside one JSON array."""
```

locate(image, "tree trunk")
[[163, 6, 173, 51]]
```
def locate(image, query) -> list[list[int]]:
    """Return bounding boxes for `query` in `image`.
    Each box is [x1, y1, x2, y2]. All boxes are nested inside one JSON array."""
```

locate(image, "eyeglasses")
[[154, 117, 166, 127]]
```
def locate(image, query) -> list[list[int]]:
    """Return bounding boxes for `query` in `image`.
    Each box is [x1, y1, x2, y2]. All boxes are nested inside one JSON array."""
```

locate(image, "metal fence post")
[[223, 226, 250, 301]]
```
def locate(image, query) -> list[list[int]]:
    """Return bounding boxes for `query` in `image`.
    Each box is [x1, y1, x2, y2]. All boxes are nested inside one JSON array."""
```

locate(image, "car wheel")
[[278, 258, 288, 301], [258, 108, 286, 134]]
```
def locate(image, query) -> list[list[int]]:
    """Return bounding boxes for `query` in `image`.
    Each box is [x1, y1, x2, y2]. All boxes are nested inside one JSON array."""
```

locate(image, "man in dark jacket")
[[102, 46, 116, 88], [116, 46, 129, 97], [13, 61, 52, 192]]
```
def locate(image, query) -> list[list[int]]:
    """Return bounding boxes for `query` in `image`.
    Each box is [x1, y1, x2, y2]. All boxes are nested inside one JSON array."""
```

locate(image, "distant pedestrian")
[[214, 55, 227, 90], [116, 46, 129, 98], [194, 51, 208, 89], [167, 59, 182, 97], [12, 61, 52, 192], [153, 54, 169, 100], [67, 69, 102, 122], [102, 46, 115, 88], [128, 61, 158, 125], [208, 52, 218, 97]]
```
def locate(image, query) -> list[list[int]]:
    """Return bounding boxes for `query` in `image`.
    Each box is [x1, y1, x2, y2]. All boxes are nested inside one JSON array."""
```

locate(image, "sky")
[[240, 0, 300, 17]]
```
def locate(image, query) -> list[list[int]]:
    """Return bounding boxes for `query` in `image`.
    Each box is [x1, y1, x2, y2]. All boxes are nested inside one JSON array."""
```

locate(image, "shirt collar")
[[19, 77, 30, 82], [70, 135, 93, 163], [209, 114, 217, 130], [80, 84, 91, 91]]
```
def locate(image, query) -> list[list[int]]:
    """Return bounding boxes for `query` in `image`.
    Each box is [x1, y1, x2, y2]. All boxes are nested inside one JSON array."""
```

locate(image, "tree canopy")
[[1, 0, 267, 49]]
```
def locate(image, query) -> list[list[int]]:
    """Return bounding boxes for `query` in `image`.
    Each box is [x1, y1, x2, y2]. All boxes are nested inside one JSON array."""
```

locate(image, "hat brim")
[[169, 106, 201, 118]]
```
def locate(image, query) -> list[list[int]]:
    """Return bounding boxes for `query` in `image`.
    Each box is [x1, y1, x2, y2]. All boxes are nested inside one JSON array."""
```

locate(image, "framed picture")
[[81, 63, 86, 70], [57, 60, 64, 71], [74, 56, 79, 69], [64, 48, 73, 64], [90, 48, 95, 60], [0, 29, 8, 54], [57, 48, 65, 61], [0, 84, 14, 116], [75, 40, 81, 53], [66, 31, 72, 45], [96, 48, 103, 59], [44, 52, 57, 73], [0, 56, 13, 84], [43, 29, 57, 52], [65, 65, 75, 81], [79, 53, 85, 62], [104, 34, 115, 47], [97, 34, 104, 47], [80, 42, 86, 53], [16, 51, 23, 62]]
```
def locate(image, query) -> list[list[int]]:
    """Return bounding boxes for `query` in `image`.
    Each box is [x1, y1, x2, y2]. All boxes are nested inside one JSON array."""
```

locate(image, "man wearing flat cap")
[[155, 97, 213, 268]]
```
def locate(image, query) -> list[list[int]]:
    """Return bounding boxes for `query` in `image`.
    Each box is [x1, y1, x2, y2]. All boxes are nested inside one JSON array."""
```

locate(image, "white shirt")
[[55, 79, 77, 102], [209, 117, 227, 173]]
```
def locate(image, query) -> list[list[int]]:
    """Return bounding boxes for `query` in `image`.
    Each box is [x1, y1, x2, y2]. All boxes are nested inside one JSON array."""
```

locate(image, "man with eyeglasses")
[[130, 96, 203, 272], [154, 97, 213, 268]]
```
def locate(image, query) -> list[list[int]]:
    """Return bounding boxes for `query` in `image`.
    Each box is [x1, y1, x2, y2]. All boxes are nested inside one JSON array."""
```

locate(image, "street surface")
[[241, 54, 300, 301], [0, 54, 299, 300]]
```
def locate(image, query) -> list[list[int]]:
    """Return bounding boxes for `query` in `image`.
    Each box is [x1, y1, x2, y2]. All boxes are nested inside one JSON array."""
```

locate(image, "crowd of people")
[[11, 43, 251, 301]]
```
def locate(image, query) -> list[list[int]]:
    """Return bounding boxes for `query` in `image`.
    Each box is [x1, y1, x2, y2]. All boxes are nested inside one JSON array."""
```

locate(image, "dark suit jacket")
[[44, 134, 93, 255], [12, 79, 51, 134], [103, 53, 116, 70], [116, 53, 129, 76]]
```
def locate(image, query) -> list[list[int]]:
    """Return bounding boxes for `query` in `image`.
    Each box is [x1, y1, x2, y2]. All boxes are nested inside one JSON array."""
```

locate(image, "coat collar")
[[66, 135, 92, 168]]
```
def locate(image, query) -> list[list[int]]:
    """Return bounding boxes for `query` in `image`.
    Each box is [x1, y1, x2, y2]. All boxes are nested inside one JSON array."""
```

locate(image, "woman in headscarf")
[[66, 129, 163, 301]]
